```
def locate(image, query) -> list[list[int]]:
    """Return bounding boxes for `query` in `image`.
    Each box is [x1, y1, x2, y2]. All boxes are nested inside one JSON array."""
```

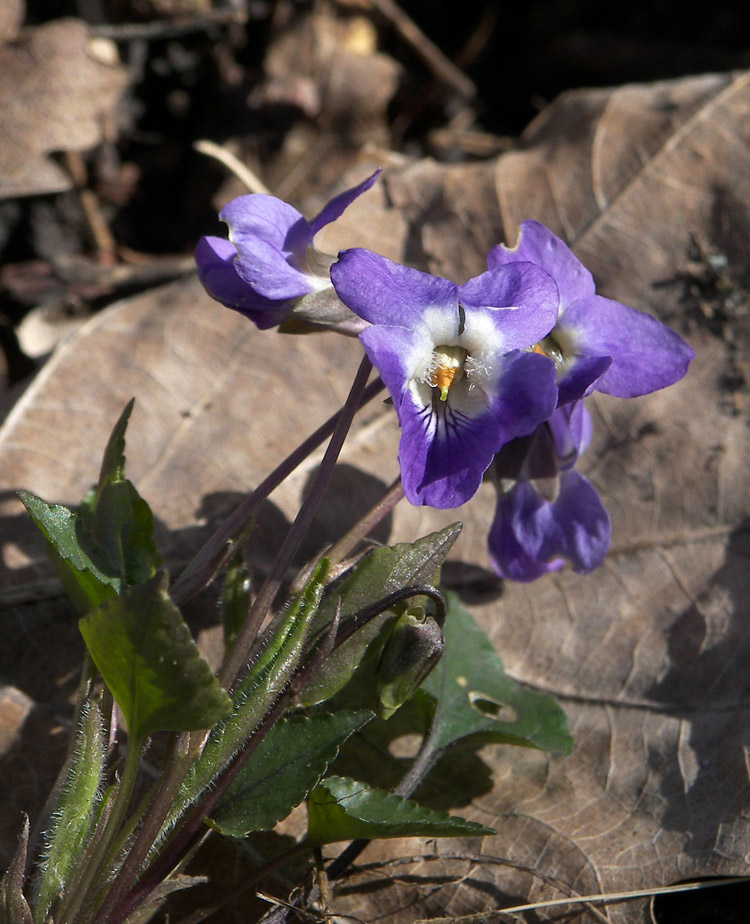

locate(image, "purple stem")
[[170, 375, 384, 607]]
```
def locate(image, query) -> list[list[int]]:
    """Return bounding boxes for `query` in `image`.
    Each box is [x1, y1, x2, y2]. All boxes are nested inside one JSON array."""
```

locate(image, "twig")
[[194, 141, 271, 195], [357, 0, 476, 100]]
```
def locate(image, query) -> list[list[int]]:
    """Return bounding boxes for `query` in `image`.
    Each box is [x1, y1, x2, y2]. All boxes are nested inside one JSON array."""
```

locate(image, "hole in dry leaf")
[[387, 733, 422, 760], [651, 877, 750, 924], [468, 691, 517, 723]]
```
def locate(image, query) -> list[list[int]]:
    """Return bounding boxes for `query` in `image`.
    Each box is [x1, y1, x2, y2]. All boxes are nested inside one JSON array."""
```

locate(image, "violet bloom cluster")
[[195, 174, 695, 582]]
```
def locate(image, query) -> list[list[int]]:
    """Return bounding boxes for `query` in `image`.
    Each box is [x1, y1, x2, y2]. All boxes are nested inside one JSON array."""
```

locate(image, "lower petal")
[[398, 392, 500, 508], [488, 481, 562, 581], [487, 471, 611, 581], [541, 471, 611, 573], [195, 237, 291, 328]]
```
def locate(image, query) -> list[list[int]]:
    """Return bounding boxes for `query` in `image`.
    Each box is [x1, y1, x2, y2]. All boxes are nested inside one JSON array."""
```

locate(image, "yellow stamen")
[[435, 365, 457, 401], [429, 345, 467, 402]]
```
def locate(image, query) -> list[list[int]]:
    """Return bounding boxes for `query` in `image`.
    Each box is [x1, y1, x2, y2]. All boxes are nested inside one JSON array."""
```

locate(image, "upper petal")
[[220, 195, 320, 300], [309, 169, 381, 235], [561, 295, 695, 397], [458, 262, 559, 349], [220, 194, 310, 254], [488, 220, 595, 306], [331, 249, 458, 328]]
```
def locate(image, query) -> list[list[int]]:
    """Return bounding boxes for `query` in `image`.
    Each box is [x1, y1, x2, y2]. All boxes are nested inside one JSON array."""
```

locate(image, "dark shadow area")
[[645, 519, 750, 856], [652, 877, 750, 924]]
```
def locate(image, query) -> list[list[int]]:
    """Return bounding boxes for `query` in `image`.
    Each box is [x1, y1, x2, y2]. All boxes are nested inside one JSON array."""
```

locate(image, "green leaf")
[[174, 562, 329, 820], [78, 480, 161, 588], [18, 400, 161, 615], [306, 776, 494, 845], [78, 571, 232, 743], [421, 591, 573, 755], [95, 397, 133, 487], [34, 699, 106, 923], [18, 491, 120, 614], [77, 400, 161, 587], [208, 710, 372, 837], [300, 524, 461, 707]]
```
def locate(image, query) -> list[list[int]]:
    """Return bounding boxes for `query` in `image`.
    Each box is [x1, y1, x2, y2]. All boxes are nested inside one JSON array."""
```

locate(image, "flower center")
[[532, 334, 564, 366], [430, 345, 468, 401]]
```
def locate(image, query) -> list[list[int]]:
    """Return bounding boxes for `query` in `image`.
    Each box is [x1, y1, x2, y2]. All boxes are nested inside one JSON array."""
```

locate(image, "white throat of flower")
[[409, 307, 503, 413]]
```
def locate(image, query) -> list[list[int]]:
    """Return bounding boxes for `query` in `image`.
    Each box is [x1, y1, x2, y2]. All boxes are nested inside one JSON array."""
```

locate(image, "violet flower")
[[488, 401, 611, 582], [488, 221, 695, 404], [330, 249, 561, 508], [195, 170, 380, 331]]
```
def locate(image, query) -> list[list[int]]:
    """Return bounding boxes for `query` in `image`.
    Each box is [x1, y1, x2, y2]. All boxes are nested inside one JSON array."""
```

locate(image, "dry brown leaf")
[[2, 72, 750, 922], [0, 0, 23, 42], [0, 19, 129, 199]]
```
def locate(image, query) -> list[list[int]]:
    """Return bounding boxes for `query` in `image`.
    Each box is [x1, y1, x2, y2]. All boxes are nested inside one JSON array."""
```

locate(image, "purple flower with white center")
[[195, 170, 380, 331], [330, 249, 561, 508], [488, 401, 611, 582], [488, 221, 695, 405]]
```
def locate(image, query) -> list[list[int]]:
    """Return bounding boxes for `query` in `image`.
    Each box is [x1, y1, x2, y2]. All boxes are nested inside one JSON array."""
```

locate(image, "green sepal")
[[300, 524, 461, 706], [33, 698, 106, 923], [208, 710, 372, 837], [306, 776, 495, 845], [421, 591, 573, 755], [79, 571, 232, 743], [174, 561, 329, 820]]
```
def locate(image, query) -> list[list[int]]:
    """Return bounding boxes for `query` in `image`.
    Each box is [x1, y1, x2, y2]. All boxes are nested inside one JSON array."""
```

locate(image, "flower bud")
[[376, 605, 444, 719]]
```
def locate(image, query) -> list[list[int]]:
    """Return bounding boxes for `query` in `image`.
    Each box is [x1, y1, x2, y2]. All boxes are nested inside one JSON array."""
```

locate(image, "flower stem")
[[170, 376, 384, 607], [324, 477, 404, 568], [56, 738, 143, 924], [219, 355, 374, 691]]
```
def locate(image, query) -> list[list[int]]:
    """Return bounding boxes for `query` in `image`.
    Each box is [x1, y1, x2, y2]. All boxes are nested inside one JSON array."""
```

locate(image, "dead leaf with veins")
[[2, 72, 750, 923]]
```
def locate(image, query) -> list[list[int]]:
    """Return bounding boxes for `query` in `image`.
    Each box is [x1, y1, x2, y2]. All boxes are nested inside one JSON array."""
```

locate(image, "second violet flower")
[[330, 250, 561, 509]]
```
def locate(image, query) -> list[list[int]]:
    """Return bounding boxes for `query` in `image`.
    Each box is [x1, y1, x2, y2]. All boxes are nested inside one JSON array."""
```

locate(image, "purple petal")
[[488, 471, 611, 581], [549, 401, 593, 465], [488, 220, 595, 306], [541, 471, 612, 572], [358, 324, 430, 407], [557, 354, 612, 405], [561, 295, 695, 397], [487, 351, 558, 443], [458, 263, 559, 349], [194, 237, 290, 329], [332, 250, 458, 327], [397, 351, 556, 509], [220, 195, 318, 300], [309, 169, 381, 235], [398, 393, 503, 508], [488, 480, 563, 581], [220, 195, 310, 253]]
